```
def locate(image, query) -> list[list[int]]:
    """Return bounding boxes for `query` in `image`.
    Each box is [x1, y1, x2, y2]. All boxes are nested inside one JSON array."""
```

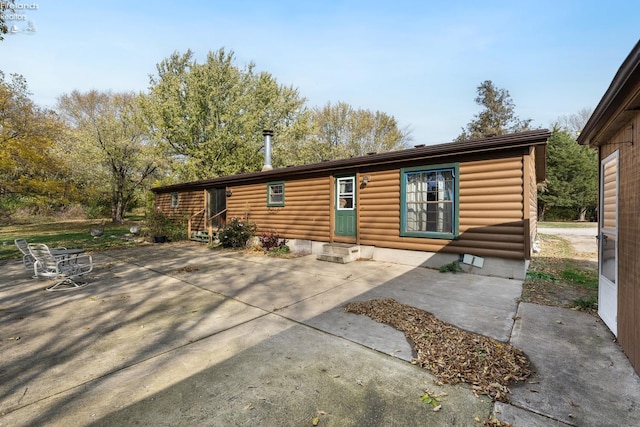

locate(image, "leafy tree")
[[0, 71, 70, 215], [57, 90, 161, 223], [538, 128, 598, 221], [457, 80, 532, 141], [274, 101, 411, 165], [0, 1, 15, 41], [141, 48, 307, 181]]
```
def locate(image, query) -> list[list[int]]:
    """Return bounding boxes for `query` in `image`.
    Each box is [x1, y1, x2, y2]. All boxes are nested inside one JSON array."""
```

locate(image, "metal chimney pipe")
[[262, 130, 274, 171]]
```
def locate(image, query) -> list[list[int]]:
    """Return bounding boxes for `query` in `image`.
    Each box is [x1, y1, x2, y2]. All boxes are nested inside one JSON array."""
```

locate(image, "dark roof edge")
[[578, 40, 640, 146], [152, 129, 551, 193]]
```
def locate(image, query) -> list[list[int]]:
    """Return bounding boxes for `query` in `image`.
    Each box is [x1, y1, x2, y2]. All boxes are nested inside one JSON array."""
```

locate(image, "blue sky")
[[1, 1, 639, 144]]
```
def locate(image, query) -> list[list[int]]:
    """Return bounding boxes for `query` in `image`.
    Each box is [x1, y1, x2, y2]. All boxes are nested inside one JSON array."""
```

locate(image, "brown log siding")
[[358, 157, 526, 259], [156, 190, 207, 230], [226, 176, 331, 241], [600, 113, 640, 373], [156, 154, 532, 261], [525, 146, 538, 258]]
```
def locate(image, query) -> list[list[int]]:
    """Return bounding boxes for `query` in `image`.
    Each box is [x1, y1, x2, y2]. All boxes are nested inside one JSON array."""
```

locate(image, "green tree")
[[0, 71, 70, 215], [57, 90, 161, 223], [274, 101, 411, 165], [141, 48, 307, 181], [538, 128, 598, 221], [457, 80, 532, 141]]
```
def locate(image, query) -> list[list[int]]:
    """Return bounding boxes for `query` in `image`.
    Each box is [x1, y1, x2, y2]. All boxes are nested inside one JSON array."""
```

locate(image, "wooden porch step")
[[190, 231, 218, 243]]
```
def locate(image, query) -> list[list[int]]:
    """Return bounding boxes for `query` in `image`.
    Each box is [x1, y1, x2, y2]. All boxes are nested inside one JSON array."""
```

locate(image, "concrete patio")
[[0, 242, 638, 426]]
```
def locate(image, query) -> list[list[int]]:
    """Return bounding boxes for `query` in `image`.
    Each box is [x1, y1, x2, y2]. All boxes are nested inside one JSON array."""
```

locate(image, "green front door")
[[335, 176, 356, 236]]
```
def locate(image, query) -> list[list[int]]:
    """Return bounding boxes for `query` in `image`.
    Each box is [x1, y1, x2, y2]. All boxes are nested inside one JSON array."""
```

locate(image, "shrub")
[[219, 217, 257, 248], [439, 261, 463, 273], [145, 209, 187, 242], [268, 245, 291, 256], [258, 230, 288, 252]]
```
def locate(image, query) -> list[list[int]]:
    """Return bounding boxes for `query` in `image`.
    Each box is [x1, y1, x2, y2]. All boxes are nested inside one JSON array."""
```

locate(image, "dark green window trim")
[[400, 163, 459, 239], [266, 181, 285, 207]]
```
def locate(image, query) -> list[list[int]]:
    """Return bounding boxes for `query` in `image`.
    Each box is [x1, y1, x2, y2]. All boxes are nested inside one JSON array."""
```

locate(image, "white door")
[[598, 151, 618, 336]]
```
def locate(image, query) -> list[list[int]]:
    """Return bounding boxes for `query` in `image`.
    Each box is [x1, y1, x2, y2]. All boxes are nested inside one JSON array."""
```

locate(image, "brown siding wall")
[[156, 154, 530, 261], [155, 190, 206, 230], [526, 147, 538, 258], [359, 157, 526, 259], [601, 114, 640, 373], [226, 176, 331, 241]]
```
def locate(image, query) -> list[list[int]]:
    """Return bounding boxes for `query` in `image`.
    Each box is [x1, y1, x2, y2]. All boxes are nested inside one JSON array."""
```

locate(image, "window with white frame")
[[267, 181, 285, 206], [170, 192, 179, 209], [401, 164, 458, 239], [336, 177, 355, 209]]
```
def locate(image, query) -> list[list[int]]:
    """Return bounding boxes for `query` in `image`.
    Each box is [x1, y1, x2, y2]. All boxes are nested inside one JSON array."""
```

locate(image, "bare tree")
[[57, 90, 161, 223], [553, 107, 593, 136]]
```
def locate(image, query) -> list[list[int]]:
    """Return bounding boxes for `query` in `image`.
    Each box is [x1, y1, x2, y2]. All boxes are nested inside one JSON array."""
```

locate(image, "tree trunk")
[[111, 179, 126, 223], [578, 207, 587, 222], [538, 204, 546, 222]]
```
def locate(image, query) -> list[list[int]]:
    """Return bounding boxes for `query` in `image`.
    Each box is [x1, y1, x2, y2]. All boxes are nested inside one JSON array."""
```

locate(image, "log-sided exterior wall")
[[156, 190, 207, 230], [577, 40, 640, 374], [597, 116, 640, 373], [353, 155, 529, 259], [227, 175, 331, 242], [223, 154, 530, 259], [156, 141, 545, 262]]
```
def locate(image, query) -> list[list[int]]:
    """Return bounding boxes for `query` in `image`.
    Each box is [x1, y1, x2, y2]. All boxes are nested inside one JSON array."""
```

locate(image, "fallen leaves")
[[344, 298, 533, 402], [420, 389, 447, 411]]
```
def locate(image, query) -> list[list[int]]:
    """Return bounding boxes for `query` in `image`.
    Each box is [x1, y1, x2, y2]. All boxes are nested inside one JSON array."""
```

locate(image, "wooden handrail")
[[187, 208, 227, 243], [187, 209, 205, 240], [207, 209, 227, 243], [190, 208, 205, 220], [208, 208, 227, 222]]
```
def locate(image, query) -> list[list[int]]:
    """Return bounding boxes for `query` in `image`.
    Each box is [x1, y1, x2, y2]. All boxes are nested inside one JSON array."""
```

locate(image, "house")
[[577, 40, 640, 374], [152, 129, 550, 280]]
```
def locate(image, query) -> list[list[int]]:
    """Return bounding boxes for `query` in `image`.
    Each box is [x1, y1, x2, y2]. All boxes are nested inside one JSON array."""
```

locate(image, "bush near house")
[[219, 217, 257, 248], [258, 230, 288, 252]]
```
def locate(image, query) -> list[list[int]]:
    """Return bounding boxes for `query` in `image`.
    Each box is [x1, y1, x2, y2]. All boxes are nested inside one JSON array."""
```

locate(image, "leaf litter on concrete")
[[344, 298, 532, 403]]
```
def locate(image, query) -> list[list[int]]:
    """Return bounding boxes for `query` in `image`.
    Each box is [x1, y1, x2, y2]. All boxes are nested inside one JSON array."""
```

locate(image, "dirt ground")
[[523, 226, 598, 311], [537, 226, 598, 260]]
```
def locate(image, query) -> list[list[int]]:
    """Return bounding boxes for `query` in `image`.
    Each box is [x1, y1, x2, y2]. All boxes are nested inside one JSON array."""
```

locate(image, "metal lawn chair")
[[15, 239, 66, 272], [14, 238, 36, 270], [28, 243, 93, 291]]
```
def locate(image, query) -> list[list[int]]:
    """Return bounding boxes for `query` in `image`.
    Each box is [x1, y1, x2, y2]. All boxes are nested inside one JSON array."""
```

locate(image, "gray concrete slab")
[[1, 243, 639, 426], [89, 319, 493, 427], [508, 303, 640, 427]]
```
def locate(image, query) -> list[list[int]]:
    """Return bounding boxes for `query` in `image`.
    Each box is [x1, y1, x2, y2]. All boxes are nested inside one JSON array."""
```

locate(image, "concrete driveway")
[[1, 242, 638, 426]]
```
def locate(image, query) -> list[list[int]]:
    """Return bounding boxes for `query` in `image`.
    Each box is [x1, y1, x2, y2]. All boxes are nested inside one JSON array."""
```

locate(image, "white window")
[[337, 177, 355, 210], [401, 165, 458, 239], [267, 182, 285, 206]]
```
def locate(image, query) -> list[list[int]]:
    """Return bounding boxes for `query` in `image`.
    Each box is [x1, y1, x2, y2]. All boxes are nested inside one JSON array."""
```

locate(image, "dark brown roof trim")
[[152, 129, 551, 193], [578, 40, 640, 147]]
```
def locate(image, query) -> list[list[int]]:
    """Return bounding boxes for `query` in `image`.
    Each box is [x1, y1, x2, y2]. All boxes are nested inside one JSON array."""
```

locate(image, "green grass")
[[573, 296, 598, 310], [0, 219, 146, 261], [560, 268, 598, 289], [522, 233, 599, 311], [538, 221, 597, 228], [526, 270, 556, 282]]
